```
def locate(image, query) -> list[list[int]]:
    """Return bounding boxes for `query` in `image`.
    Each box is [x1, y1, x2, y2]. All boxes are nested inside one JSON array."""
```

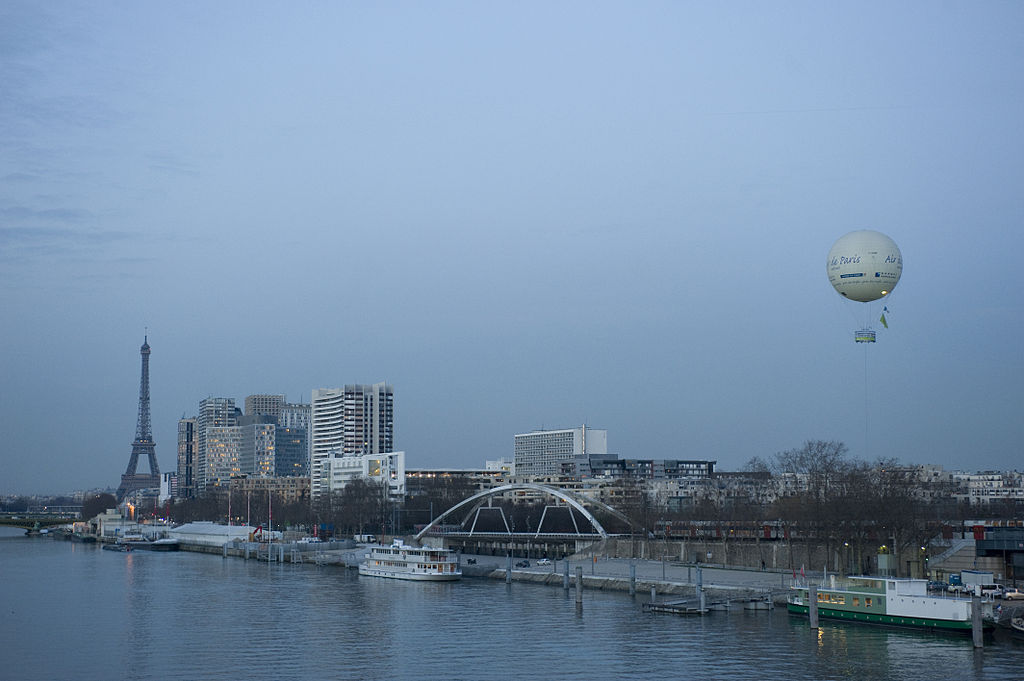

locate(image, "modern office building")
[[513, 426, 607, 477], [279, 401, 311, 477], [320, 451, 406, 500], [242, 398, 310, 479], [579, 456, 716, 480], [311, 383, 394, 499], [274, 426, 308, 477], [159, 472, 178, 504]]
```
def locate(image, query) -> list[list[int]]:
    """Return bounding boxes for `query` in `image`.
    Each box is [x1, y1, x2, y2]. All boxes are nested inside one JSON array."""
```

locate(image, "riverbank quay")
[[166, 536, 792, 603], [455, 554, 791, 605], [172, 538, 363, 565]]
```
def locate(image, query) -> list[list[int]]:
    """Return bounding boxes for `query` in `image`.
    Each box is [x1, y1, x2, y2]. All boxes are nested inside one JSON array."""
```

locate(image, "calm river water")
[[3, 527, 1023, 681]]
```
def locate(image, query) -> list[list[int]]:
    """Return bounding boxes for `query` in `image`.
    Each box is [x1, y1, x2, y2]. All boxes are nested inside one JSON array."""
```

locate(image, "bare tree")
[[769, 440, 854, 569], [337, 478, 386, 537], [81, 494, 118, 521]]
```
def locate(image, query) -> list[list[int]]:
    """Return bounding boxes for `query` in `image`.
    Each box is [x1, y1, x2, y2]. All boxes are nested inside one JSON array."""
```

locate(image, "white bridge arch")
[[413, 483, 633, 541]]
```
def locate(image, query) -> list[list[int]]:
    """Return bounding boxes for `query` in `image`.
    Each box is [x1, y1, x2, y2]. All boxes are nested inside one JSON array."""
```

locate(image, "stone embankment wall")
[[591, 538, 834, 573]]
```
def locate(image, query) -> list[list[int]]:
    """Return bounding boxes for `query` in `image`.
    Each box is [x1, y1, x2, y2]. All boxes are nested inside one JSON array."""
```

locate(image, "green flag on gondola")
[[879, 313, 888, 329]]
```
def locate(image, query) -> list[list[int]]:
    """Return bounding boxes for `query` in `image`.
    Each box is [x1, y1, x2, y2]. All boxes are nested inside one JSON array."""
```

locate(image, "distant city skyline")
[[3, 4, 1023, 493]]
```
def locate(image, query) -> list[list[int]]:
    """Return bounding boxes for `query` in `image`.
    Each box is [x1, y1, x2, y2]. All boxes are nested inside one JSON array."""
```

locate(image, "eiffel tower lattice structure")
[[116, 336, 161, 500]]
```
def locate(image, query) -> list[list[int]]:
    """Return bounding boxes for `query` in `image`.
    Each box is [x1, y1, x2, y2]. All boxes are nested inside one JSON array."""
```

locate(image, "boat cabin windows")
[[816, 592, 846, 605]]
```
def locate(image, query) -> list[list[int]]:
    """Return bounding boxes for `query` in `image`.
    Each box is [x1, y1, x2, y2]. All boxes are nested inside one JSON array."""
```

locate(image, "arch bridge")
[[413, 483, 635, 557]]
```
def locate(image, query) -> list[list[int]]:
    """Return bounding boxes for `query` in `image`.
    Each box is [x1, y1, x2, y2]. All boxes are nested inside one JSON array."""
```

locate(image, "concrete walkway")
[[461, 553, 798, 600]]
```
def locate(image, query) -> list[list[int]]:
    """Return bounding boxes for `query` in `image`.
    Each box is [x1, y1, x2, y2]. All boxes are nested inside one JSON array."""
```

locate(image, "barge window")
[[865, 598, 872, 607]]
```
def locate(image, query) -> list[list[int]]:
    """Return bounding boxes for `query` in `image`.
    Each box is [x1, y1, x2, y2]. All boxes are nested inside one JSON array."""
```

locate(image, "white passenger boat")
[[358, 538, 461, 581]]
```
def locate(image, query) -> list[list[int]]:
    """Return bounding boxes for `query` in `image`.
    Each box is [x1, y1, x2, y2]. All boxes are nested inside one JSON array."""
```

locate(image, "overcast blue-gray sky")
[[2, 2, 1023, 494]]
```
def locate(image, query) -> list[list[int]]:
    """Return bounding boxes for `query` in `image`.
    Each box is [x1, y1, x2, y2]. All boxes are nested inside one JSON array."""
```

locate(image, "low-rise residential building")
[[229, 475, 310, 506]]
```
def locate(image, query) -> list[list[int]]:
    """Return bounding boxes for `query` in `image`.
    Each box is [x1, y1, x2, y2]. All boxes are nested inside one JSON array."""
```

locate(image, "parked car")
[[980, 584, 1001, 598], [951, 583, 1001, 597], [515, 560, 530, 568], [537, 558, 552, 566], [1001, 587, 1024, 600]]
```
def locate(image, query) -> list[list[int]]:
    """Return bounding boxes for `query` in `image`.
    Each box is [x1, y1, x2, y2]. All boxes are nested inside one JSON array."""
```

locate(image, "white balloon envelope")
[[827, 230, 902, 303]]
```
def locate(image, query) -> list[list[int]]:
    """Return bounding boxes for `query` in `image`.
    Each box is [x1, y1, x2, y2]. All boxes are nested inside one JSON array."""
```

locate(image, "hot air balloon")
[[826, 230, 902, 342]]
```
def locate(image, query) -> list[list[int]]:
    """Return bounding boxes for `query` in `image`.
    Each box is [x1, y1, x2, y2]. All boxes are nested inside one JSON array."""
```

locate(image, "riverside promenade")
[[460, 553, 796, 605], [185, 537, 797, 605]]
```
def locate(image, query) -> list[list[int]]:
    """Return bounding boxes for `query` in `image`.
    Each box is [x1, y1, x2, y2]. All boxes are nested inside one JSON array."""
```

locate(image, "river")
[[2, 527, 1022, 680]]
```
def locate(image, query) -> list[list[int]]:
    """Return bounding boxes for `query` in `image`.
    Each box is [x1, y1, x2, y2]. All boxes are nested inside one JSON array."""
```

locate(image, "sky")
[[2, 2, 1023, 494]]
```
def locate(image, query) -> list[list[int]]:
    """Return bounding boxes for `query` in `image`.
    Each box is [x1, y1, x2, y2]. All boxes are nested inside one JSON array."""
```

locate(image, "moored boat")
[[102, 543, 132, 552], [788, 576, 995, 633], [121, 537, 179, 551], [358, 538, 461, 581]]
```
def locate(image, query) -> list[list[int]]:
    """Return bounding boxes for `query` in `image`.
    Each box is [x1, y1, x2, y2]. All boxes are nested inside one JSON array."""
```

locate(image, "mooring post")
[[223, 543, 228, 559], [651, 585, 657, 603], [575, 566, 583, 605], [506, 553, 512, 584], [630, 563, 636, 596], [809, 585, 819, 629], [563, 559, 570, 590], [972, 595, 983, 648], [697, 567, 705, 612]]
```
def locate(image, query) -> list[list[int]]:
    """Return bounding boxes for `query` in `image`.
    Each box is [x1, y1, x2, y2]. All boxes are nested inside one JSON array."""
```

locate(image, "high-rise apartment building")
[[196, 397, 239, 493], [513, 425, 607, 477], [205, 424, 244, 489], [236, 418, 277, 479], [279, 401, 311, 431], [310, 383, 394, 499], [176, 418, 197, 498], [245, 394, 285, 420]]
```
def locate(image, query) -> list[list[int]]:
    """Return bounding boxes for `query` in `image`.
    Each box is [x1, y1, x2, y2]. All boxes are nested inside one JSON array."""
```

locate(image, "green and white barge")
[[788, 576, 995, 633]]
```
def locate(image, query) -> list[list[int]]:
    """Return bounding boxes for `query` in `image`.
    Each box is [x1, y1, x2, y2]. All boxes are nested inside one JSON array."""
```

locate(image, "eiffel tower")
[[116, 336, 161, 500]]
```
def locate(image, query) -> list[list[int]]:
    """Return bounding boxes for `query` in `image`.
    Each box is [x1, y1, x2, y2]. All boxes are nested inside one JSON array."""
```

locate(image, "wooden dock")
[[644, 598, 708, 616], [644, 595, 774, 616]]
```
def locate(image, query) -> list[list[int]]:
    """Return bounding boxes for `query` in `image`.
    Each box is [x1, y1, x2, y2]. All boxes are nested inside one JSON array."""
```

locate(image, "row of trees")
[[1, 495, 79, 512], [608, 440, 1018, 576], [750, 440, 939, 576]]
